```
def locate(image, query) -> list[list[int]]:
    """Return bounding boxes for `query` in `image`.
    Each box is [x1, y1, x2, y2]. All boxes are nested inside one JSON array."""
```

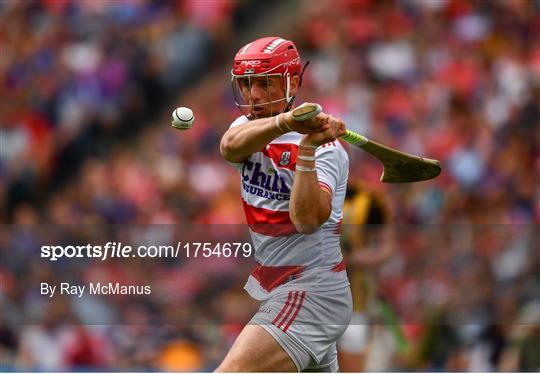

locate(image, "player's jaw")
[[246, 93, 290, 118], [249, 101, 282, 118]]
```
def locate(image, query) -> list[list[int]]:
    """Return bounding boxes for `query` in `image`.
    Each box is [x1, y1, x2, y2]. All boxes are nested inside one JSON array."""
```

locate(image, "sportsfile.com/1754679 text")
[[40, 242, 253, 261]]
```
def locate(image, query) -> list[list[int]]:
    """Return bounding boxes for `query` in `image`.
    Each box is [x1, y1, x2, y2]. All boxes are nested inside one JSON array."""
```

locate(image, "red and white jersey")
[[228, 115, 350, 300]]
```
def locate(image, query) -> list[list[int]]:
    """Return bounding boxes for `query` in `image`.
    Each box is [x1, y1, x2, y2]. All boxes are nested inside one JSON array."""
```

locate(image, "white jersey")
[[228, 115, 349, 300]]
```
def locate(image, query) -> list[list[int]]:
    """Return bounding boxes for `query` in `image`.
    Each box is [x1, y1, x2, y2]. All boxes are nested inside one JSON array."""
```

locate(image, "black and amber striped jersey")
[[342, 185, 391, 313]]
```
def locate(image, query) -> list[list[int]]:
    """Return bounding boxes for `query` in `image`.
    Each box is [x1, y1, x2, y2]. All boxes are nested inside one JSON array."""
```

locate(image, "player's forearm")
[[352, 247, 391, 267], [352, 226, 395, 267], [289, 146, 331, 234], [290, 177, 330, 234], [220, 116, 284, 163]]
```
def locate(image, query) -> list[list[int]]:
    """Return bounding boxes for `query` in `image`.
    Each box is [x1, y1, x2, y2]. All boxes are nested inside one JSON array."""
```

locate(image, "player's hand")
[[299, 115, 346, 147], [282, 110, 330, 135]]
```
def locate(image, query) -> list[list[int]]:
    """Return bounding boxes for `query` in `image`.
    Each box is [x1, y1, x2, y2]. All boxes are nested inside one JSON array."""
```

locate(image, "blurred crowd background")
[[1, 0, 539, 372]]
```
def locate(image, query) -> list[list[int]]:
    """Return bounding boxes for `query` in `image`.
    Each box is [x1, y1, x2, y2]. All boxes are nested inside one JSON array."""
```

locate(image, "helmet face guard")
[[231, 68, 295, 119]]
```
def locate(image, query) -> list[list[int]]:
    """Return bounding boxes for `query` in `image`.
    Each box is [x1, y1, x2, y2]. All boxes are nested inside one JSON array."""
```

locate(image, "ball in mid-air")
[[171, 107, 194, 130]]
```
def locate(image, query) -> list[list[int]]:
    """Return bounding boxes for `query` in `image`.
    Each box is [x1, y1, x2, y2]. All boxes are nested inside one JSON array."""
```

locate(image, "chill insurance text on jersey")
[[228, 115, 349, 301]]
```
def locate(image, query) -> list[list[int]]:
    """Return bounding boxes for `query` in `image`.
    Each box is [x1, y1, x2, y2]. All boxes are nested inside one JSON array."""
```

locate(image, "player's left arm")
[[351, 226, 395, 267], [351, 194, 395, 267], [289, 115, 346, 234]]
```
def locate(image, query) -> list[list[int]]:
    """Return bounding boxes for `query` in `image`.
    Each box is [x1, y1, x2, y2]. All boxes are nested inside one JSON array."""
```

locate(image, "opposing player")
[[337, 183, 394, 371], [216, 37, 352, 372]]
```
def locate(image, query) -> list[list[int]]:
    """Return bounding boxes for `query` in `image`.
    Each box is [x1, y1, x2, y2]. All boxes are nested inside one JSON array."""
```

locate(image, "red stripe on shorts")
[[272, 291, 293, 325], [276, 291, 299, 329], [282, 291, 306, 332]]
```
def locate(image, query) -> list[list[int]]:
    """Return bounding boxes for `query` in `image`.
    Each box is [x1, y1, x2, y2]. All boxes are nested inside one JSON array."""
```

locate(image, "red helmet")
[[231, 37, 305, 117]]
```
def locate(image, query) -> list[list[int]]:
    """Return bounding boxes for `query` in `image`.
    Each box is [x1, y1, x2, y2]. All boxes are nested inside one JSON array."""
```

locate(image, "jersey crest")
[[279, 151, 291, 166]]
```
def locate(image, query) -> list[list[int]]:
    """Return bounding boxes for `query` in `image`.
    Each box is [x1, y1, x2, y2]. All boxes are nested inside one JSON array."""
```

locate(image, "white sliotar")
[[171, 107, 195, 130]]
